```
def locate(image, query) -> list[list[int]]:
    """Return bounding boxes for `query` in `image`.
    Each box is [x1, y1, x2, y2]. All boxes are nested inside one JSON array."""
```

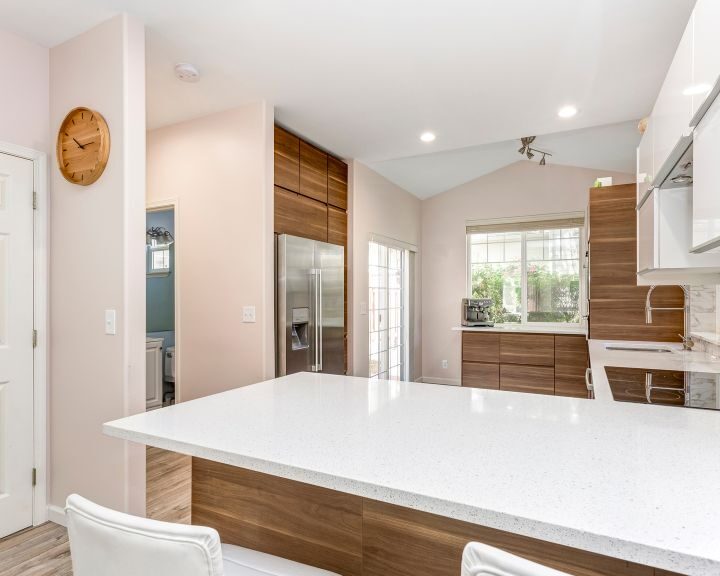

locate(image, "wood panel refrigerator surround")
[[274, 125, 300, 193], [299, 140, 329, 204], [274, 186, 328, 243]]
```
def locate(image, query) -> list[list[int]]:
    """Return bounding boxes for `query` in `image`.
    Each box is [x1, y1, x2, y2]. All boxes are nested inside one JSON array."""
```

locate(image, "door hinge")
[[32, 191, 38, 210], [32, 468, 37, 487], [32, 329, 37, 348]]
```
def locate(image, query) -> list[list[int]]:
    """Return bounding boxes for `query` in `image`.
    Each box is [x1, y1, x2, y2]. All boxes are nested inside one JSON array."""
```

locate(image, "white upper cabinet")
[[636, 119, 654, 203], [692, 93, 720, 251], [691, 0, 720, 118], [651, 14, 694, 176]]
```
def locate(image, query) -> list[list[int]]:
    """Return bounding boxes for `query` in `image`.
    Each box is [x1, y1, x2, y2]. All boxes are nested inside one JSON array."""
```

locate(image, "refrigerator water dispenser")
[[291, 307, 310, 350]]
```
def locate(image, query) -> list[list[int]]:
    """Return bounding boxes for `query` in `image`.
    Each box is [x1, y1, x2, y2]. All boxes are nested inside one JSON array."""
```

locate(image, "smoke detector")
[[174, 63, 200, 83]]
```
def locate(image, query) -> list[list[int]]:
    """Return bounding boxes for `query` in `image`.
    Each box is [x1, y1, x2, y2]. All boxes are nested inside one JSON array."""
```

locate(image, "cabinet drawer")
[[300, 140, 328, 203], [554, 335, 589, 398], [462, 332, 499, 363], [462, 362, 499, 389], [274, 125, 300, 192], [274, 186, 328, 242], [499, 333, 554, 366], [328, 156, 348, 210], [500, 365, 554, 395]]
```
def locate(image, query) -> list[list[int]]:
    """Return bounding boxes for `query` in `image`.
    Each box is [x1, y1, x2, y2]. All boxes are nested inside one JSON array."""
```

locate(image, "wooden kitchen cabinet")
[[462, 362, 499, 389], [274, 186, 328, 243], [327, 205, 347, 247], [500, 365, 554, 395], [299, 140, 328, 203], [274, 125, 300, 192], [328, 156, 348, 210], [554, 335, 589, 398], [499, 333, 554, 366], [462, 332, 500, 363]]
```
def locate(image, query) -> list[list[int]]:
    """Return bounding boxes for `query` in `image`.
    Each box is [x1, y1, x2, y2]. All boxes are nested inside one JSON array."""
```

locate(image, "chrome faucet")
[[645, 285, 694, 350]]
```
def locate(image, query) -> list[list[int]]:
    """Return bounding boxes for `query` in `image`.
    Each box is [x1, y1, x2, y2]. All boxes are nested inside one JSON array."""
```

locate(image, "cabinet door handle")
[[585, 368, 593, 391]]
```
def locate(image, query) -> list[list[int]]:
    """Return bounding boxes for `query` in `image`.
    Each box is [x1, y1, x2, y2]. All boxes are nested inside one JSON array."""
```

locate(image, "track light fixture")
[[518, 136, 552, 166]]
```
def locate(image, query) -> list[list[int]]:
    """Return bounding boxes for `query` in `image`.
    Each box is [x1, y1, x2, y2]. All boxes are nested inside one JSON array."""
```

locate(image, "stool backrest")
[[461, 542, 571, 576], [66, 493, 224, 576]]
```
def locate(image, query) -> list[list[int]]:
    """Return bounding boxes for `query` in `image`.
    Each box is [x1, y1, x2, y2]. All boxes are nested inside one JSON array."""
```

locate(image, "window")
[[147, 247, 170, 275], [467, 216, 583, 325], [369, 241, 410, 381]]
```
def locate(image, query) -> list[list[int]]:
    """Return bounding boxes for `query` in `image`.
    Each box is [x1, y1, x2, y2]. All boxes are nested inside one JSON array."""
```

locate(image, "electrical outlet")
[[441, 359, 448, 369], [242, 306, 256, 323]]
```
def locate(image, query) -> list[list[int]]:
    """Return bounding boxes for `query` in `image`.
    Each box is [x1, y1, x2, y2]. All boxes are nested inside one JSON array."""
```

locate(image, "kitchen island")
[[104, 370, 720, 576]]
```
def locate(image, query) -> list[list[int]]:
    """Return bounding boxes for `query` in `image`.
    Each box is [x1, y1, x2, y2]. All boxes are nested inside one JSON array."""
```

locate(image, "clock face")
[[56, 107, 110, 186]]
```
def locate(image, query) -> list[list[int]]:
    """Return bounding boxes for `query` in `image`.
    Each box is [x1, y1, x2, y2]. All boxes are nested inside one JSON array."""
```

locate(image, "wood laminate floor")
[[0, 522, 72, 576]]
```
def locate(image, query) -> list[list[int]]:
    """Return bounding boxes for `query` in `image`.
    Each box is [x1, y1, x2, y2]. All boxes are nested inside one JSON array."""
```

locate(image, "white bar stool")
[[461, 542, 572, 576], [66, 494, 339, 576]]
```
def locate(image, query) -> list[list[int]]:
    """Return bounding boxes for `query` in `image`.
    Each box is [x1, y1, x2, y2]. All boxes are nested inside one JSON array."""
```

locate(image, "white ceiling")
[[0, 0, 694, 196], [369, 120, 642, 198]]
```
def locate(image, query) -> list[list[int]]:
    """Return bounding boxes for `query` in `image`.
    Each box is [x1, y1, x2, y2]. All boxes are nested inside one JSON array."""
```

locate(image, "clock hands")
[[72, 137, 86, 150]]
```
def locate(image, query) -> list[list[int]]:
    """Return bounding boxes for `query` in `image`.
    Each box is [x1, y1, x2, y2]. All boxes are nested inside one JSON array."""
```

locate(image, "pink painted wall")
[[421, 161, 634, 384], [349, 161, 422, 380], [0, 29, 49, 152], [146, 103, 275, 402], [49, 14, 146, 516]]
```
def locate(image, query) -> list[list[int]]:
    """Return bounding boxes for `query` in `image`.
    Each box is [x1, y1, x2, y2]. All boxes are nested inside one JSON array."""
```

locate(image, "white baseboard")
[[417, 376, 461, 386], [47, 504, 67, 526]]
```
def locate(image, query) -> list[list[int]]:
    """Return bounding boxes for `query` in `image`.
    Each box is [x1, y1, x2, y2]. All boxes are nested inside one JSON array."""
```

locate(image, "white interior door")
[[0, 152, 34, 537]]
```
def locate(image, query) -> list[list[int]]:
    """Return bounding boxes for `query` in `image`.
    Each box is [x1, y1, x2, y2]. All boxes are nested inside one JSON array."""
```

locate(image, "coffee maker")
[[461, 298, 494, 327]]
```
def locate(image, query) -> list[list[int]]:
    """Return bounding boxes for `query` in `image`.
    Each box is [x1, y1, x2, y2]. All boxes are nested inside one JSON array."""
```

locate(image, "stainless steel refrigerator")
[[276, 234, 345, 376]]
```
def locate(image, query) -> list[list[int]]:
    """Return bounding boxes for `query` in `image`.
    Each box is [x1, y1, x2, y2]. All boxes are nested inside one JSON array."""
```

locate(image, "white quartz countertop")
[[105, 368, 720, 575], [452, 324, 587, 335]]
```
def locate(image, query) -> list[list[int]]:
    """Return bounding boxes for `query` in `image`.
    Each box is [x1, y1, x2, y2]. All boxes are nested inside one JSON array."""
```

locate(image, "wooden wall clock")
[[56, 107, 110, 186]]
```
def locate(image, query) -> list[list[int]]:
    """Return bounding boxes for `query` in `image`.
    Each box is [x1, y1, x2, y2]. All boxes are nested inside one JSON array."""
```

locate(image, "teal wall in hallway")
[[146, 209, 175, 332]]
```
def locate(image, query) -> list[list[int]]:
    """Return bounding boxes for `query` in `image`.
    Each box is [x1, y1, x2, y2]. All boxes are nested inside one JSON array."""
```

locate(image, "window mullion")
[[521, 231, 528, 324]]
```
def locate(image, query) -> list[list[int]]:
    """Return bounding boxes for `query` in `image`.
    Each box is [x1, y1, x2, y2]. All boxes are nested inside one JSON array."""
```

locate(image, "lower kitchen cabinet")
[[461, 331, 590, 398], [500, 364, 554, 395], [554, 335, 590, 398], [462, 362, 499, 389]]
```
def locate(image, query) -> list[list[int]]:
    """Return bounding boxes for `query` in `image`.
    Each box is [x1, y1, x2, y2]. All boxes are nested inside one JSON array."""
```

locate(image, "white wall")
[[421, 161, 634, 384], [49, 14, 146, 515], [350, 161, 422, 380], [146, 103, 274, 401], [0, 29, 49, 152]]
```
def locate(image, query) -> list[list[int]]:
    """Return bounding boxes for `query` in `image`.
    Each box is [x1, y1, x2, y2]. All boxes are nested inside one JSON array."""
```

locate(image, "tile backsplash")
[[690, 285, 720, 357]]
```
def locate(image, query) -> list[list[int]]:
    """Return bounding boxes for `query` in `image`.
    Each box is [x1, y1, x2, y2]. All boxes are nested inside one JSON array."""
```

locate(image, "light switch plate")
[[360, 302, 368, 315], [242, 306, 256, 323], [105, 309, 116, 335]]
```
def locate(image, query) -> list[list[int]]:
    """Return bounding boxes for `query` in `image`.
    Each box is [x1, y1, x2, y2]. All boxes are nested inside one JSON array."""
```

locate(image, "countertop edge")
[[102, 421, 713, 575], [451, 325, 587, 336]]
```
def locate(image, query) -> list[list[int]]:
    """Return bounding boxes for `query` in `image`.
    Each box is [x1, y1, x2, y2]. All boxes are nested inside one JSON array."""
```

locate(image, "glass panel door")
[[369, 241, 408, 381]]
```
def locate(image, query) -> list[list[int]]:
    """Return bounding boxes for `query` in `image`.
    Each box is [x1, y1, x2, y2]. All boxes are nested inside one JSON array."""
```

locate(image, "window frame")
[[147, 246, 171, 277], [466, 219, 587, 328]]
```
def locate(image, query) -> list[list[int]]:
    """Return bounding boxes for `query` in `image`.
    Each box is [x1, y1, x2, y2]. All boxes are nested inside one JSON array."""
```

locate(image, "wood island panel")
[[192, 458, 363, 576], [185, 459, 669, 576], [499, 333, 554, 366]]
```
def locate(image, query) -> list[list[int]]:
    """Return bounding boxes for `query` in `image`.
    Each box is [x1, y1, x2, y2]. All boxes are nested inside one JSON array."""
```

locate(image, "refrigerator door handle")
[[311, 268, 321, 372], [317, 268, 323, 372]]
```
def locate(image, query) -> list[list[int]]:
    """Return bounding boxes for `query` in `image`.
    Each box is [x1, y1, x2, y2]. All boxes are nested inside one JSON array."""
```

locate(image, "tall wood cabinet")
[[588, 184, 683, 342], [273, 125, 349, 372]]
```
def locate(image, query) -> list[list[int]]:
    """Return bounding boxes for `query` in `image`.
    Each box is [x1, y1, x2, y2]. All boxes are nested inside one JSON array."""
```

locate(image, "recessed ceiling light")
[[420, 132, 436, 143], [174, 62, 201, 83], [557, 105, 578, 119], [682, 84, 712, 96]]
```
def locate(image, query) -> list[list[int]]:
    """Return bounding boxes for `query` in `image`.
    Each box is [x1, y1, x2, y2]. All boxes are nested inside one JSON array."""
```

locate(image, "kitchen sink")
[[604, 344, 674, 353]]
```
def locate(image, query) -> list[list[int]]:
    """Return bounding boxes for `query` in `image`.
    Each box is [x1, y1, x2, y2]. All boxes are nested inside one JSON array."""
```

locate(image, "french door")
[[0, 152, 35, 537], [368, 240, 409, 381]]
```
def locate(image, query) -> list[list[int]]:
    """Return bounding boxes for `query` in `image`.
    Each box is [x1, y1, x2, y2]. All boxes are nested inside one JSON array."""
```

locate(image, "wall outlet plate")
[[242, 306, 256, 323], [441, 359, 448, 369]]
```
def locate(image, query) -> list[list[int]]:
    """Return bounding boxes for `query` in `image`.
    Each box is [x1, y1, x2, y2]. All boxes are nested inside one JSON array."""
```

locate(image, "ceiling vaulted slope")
[[1, 0, 693, 197]]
